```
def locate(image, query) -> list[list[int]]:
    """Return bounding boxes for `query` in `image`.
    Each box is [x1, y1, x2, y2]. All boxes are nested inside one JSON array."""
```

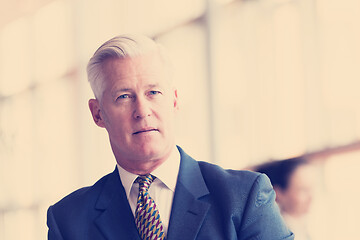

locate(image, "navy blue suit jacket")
[[47, 147, 294, 239]]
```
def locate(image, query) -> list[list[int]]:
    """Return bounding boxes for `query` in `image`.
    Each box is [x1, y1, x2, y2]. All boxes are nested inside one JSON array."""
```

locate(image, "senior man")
[[47, 35, 294, 240]]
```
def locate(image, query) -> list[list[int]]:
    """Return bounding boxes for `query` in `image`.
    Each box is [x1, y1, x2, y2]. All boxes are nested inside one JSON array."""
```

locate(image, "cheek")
[[163, 110, 177, 133], [103, 110, 129, 133], [156, 102, 176, 120]]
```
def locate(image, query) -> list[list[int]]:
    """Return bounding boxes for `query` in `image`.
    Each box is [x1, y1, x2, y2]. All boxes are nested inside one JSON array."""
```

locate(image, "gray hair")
[[87, 34, 171, 99]]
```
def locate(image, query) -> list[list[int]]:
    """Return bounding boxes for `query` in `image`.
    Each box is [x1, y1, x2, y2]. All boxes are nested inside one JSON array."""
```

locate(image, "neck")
[[115, 147, 175, 175], [120, 158, 166, 175]]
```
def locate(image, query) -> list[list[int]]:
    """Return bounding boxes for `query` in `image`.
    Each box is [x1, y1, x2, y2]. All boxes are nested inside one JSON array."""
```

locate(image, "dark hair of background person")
[[255, 157, 308, 190]]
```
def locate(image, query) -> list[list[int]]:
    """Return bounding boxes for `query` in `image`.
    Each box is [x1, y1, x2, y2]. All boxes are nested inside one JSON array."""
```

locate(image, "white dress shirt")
[[116, 146, 180, 236]]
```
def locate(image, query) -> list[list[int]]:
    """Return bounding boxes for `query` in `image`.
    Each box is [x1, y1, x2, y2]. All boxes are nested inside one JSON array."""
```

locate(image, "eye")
[[149, 90, 162, 96], [116, 94, 131, 100]]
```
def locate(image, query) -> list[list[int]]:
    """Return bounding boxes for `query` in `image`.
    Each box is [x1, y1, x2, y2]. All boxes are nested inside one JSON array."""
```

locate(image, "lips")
[[133, 128, 159, 135]]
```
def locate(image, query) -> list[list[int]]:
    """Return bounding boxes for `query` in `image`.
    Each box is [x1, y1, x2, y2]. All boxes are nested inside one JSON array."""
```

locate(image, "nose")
[[133, 96, 151, 119]]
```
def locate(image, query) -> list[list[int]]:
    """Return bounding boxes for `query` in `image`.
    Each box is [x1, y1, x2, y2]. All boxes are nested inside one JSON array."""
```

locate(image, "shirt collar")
[[152, 146, 180, 192], [116, 146, 181, 200]]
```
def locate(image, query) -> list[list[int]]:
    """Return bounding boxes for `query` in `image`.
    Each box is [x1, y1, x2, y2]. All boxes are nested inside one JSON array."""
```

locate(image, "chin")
[[135, 144, 166, 160]]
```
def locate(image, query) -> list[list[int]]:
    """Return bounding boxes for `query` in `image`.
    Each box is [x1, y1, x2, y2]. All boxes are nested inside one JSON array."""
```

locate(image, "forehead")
[[102, 53, 169, 83]]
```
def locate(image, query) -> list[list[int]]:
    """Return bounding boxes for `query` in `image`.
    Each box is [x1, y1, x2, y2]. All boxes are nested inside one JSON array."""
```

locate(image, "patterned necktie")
[[135, 174, 166, 240]]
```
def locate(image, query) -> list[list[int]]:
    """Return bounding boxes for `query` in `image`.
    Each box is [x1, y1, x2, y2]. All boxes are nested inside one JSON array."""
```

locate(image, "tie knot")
[[135, 174, 156, 192]]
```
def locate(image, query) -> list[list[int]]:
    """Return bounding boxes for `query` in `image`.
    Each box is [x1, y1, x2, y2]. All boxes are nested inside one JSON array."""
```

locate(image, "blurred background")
[[0, 0, 359, 239]]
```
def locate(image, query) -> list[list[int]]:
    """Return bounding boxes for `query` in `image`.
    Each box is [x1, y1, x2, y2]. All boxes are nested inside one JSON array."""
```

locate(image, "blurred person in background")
[[46, 34, 294, 240], [254, 157, 315, 240]]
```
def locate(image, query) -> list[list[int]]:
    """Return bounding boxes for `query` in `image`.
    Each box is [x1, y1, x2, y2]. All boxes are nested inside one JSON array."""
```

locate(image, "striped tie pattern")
[[135, 174, 165, 240]]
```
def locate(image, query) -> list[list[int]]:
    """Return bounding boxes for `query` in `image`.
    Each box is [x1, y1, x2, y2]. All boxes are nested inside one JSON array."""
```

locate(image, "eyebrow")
[[112, 84, 161, 94], [146, 84, 160, 89], [113, 88, 132, 92]]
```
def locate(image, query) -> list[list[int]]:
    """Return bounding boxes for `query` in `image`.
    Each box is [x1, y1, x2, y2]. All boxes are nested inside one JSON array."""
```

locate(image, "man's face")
[[89, 53, 178, 173]]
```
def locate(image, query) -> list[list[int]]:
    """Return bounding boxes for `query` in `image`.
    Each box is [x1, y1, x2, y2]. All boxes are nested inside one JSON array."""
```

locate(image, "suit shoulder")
[[197, 161, 270, 194], [50, 171, 113, 211], [198, 161, 261, 182]]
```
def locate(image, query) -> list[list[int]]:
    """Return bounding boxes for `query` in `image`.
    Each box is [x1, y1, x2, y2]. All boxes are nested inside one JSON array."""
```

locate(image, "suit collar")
[[167, 146, 210, 239], [94, 168, 140, 240], [176, 146, 209, 198]]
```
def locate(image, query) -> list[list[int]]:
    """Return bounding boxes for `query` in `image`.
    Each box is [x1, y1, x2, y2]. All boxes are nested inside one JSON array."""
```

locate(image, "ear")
[[89, 99, 106, 128]]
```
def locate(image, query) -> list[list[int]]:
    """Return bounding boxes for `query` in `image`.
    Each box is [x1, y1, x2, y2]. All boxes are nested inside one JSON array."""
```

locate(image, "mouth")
[[133, 128, 159, 135]]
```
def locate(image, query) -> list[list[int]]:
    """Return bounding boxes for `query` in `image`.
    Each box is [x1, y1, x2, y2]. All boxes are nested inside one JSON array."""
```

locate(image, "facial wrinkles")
[[100, 88, 160, 137], [100, 53, 172, 97], [96, 54, 176, 165]]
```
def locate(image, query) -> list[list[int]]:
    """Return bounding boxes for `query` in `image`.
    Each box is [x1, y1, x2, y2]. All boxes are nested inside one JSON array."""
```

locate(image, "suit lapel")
[[93, 147, 210, 240], [94, 169, 140, 240], [167, 147, 211, 240]]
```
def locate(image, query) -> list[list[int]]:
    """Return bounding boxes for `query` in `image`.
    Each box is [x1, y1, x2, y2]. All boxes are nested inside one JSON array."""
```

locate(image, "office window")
[[0, 0, 359, 239], [0, 18, 31, 96]]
